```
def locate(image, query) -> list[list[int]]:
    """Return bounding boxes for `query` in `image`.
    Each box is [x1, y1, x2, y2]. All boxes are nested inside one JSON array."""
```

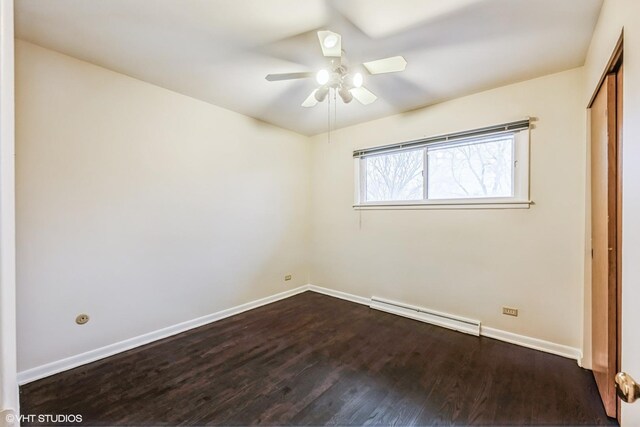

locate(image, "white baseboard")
[[17, 286, 309, 385], [306, 285, 370, 306], [18, 283, 583, 385], [481, 326, 582, 361]]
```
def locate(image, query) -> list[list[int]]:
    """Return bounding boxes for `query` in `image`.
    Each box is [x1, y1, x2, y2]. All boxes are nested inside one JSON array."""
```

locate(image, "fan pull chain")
[[327, 88, 331, 144], [334, 88, 337, 133]]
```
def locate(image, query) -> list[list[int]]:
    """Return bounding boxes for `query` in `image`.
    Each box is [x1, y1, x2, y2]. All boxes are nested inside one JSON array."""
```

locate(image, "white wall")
[[309, 68, 586, 351], [583, 0, 640, 424], [0, 0, 18, 424], [15, 41, 311, 372]]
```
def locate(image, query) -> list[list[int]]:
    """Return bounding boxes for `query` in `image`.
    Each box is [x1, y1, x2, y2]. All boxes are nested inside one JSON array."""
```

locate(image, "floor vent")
[[370, 296, 481, 336]]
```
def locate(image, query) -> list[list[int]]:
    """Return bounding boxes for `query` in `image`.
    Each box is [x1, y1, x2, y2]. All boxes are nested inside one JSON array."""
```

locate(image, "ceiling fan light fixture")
[[352, 72, 363, 88], [315, 86, 329, 102], [323, 34, 339, 48], [266, 30, 401, 112], [316, 69, 330, 85], [317, 31, 342, 57], [338, 87, 353, 104]]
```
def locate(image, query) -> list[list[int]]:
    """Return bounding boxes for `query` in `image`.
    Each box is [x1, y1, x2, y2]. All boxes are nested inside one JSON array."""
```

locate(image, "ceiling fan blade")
[[265, 72, 313, 82], [302, 90, 319, 108], [363, 56, 407, 75], [317, 30, 342, 58], [350, 87, 377, 105]]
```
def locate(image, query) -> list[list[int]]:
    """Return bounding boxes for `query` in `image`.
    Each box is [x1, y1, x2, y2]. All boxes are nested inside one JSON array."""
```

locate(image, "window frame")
[[354, 129, 531, 210]]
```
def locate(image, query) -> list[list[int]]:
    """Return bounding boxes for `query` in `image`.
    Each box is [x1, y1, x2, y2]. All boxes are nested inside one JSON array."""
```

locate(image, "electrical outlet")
[[76, 313, 90, 325], [284, 275, 292, 281], [502, 307, 518, 317]]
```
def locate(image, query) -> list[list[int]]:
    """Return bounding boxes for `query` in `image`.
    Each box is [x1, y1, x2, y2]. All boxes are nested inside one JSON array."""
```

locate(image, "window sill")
[[353, 200, 533, 210]]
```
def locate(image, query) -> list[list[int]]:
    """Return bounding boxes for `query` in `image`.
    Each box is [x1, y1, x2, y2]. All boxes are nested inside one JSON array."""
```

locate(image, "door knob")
[[615, 372, 640, 403]]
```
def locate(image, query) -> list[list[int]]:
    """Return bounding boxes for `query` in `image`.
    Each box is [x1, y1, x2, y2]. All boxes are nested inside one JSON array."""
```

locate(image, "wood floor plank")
[[20, 292, 617, 426]]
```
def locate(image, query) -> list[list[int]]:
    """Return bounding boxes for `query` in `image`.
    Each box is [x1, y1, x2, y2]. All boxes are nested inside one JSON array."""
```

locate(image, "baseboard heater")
[[369, 296, 481, 336]]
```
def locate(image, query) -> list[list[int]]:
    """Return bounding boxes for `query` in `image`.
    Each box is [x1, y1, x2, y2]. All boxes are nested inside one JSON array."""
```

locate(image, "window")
[[355, 125, 530, 209]]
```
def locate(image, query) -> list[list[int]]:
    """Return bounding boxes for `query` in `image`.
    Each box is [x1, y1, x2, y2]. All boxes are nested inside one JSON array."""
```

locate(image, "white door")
[[620, 197, 640, 423], [620, 234, 640, 424], [619, 58, 640, 426]]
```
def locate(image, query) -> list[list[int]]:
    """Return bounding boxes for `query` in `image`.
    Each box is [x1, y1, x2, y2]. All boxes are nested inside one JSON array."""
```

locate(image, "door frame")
[[587, 32, 623, 423], [0, 0, 19, 421]]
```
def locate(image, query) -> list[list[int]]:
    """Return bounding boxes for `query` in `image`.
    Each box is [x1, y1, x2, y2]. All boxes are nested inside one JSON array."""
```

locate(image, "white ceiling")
[[16, 0, 602, 136]]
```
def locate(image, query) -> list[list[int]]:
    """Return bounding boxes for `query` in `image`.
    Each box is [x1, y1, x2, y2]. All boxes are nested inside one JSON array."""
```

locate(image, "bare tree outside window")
[[427, 137, 514, 199], [360, 136, 514, 203], [365, 149, 423, 202]]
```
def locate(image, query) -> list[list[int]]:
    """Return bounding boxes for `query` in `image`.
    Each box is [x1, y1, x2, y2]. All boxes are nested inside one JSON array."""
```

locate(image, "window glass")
[[365, 149, 424, 202], [427, 136, 514, 199]]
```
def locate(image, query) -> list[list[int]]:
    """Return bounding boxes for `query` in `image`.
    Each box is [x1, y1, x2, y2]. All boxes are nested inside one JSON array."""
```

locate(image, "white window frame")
[[354, 130, 531, 210]]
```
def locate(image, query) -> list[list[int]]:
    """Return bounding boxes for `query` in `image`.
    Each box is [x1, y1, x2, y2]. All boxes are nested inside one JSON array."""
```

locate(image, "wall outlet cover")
[[502, 307, 518, 317]]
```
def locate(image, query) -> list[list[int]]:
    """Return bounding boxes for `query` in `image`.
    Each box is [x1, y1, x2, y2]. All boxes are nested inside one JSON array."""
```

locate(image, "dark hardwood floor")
[[20, 291, 616, 426]]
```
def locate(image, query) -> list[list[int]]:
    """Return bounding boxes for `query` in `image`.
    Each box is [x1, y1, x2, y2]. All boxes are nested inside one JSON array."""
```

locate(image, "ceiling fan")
[[265, 30, 407, 108]]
